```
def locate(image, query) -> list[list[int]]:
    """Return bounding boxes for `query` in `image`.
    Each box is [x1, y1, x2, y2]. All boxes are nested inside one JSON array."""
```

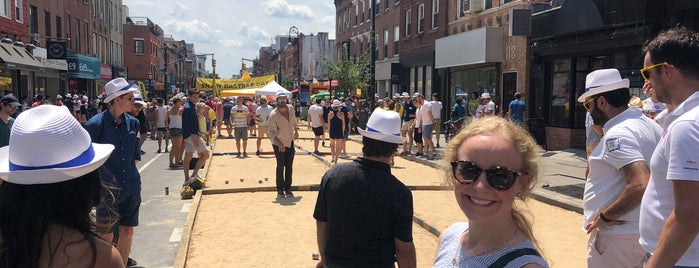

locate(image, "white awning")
[[0, 42, 44, 70], [435, 27, 504, 69]]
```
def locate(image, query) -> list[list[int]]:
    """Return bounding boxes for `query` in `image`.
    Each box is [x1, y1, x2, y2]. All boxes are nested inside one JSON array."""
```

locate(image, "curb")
[[173, 185, 203, 268]]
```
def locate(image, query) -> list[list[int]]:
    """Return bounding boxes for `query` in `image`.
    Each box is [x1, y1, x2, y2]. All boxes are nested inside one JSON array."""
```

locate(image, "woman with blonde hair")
[[434, 116, 548, 267]]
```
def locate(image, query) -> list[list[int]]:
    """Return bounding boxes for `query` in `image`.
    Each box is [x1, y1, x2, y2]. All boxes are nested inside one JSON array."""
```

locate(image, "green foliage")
[[324, 50, 371, 98]]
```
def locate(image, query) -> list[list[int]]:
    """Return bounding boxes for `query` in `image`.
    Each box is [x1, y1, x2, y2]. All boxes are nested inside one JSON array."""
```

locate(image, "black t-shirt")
[[402, 102, 416, 121], [322, 105, 331, 123], [313, 157, 413, 267], [222, 103, 234, 120], [137, 110, 148, 134]]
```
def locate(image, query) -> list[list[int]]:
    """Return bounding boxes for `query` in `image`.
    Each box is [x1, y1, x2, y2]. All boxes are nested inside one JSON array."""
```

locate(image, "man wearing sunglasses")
[[267, 91, 299, 198], [639, 27, 699, 268], [0, 95, 19, 147], [578, 69, 663, 268]]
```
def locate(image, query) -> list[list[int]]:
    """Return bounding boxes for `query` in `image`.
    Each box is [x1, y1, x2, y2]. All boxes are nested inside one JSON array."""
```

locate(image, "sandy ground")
[[184, 127, 587, 267]]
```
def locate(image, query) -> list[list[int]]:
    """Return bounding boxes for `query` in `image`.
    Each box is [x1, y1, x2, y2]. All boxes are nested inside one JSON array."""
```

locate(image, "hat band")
[[367, 127, 400, 137], [584, 84, 603, 93], [9, 144, 96, 171], [111, 84, 132, 96], [135, 98, 144, 102]]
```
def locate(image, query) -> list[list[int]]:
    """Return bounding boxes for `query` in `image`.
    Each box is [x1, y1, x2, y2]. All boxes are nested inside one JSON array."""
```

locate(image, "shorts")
[[587, 230, 645, 268], [433, 119, 441, 133], [414, 128, 423, 144], [312, 126, 324, 136], [139, 123, 148, 135], [249, 119, 256, 127], [401, 120, 414, 131], [234, 127, 248, 141], [184, 136, 208, 154], [224, 118, 231, 126], [257, 126, 269, 139], [96, 191, 141, 230], [169, 128, 183, 138], [422, 124, 433, 140], [157, 127, 167, 132]]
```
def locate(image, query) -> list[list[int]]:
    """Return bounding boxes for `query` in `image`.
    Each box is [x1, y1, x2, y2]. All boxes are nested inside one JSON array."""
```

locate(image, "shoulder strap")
[[488, 248, 541, 268]]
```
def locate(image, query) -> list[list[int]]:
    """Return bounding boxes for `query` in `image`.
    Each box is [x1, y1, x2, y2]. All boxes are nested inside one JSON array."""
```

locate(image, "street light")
[[288, 26, 300, 92]]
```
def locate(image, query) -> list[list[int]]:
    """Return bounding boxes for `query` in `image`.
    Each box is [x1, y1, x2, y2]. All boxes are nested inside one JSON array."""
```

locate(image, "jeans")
[[273, 143, 295, 194]]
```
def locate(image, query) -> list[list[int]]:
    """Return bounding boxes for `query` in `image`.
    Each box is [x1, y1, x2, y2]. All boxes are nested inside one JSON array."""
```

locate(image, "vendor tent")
[[220, 88, 257, 97], [255, 81, 290, 96]]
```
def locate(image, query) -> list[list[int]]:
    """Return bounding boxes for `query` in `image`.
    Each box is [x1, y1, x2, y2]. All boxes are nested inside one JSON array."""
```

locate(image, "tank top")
[[169, 113, 182, 129], [434, 222, 549, 268], [156, 105, 169, 127]]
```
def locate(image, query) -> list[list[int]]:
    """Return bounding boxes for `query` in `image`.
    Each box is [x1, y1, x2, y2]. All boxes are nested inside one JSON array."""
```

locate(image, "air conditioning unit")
[[464, 0, 485, 13]]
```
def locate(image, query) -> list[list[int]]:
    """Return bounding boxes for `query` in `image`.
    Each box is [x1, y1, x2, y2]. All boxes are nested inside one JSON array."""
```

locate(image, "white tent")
[[255, 81, 290, 96]]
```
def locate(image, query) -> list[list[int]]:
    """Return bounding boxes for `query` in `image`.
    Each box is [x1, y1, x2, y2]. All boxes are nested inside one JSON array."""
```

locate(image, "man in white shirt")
[[579, 69, 662, 267], [479, 93, 495, 117], [254, 98, 273, 156], [308, 98, 325, 155], [639, 27, 699, 267], [430, 93, 443, 148], [641, 92, 666, 120], [415, 93, 436, 159]]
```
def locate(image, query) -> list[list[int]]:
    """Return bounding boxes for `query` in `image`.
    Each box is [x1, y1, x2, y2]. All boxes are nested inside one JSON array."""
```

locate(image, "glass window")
[[56, 16, 62, 39], [450, 66, 496, 101], [425, 66, 432, 96], [393, 25, 399, 55], [432, 0, 439, 29], [134, 39, 144, 54], [45, 11, 51, 38], [0, 0, 8, 17], [410, 67, 415, 93], [405, 9, 411, 37], [383, 29, 388, 59], [550, 72, 571, 127], [14, 0, 21, 21], [553, 58, 571, 72], [418, 4, 424, 33]]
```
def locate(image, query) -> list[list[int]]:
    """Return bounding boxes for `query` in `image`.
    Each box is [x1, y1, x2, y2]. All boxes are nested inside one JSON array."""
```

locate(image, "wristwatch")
[[599, 212, 613, 222]]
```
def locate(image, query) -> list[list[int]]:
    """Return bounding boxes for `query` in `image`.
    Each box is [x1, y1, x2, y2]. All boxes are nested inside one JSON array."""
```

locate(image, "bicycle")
[[443, 117, 467, 143]]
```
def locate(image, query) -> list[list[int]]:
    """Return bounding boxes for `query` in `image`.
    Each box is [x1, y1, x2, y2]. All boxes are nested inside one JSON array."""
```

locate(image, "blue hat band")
[[584, 84, 603, 93], [9, 144, 95, 171], [367, 127, 400, 137]]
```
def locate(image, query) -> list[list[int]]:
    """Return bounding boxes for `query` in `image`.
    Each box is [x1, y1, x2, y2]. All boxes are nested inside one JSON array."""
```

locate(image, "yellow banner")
[[195, 75, 276, 91]]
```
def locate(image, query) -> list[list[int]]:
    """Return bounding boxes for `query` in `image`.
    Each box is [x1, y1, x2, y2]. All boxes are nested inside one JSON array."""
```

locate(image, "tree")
[[325, 49, 371, 98]]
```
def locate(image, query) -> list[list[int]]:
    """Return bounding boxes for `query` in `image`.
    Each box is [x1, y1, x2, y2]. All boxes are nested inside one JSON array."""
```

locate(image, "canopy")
[[311, 91, 330, 100], [219, 88, 257, 97], [255, 81, 290, 96]]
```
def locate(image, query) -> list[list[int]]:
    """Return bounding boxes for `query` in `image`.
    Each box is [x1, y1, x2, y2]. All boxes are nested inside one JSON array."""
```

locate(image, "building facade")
[[123, 16, 163, 99]]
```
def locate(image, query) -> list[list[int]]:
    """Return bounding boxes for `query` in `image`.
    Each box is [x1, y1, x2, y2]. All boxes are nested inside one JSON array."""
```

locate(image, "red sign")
[[100, 64, 113, 79]]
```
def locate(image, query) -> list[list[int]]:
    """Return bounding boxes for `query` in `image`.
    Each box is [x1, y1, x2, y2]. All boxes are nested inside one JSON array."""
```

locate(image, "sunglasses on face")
[[640, 63, 667, 80], [583, 96, 598, 110], [450, 160, 523, 191]]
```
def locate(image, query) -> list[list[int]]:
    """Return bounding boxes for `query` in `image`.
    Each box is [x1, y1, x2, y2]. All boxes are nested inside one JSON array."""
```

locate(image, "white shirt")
[[642, 98, 666, 116], [430, 100, 442, 119], [417, 101, 434, 126], [255, 105, 273, 127], [585, 112, 601, 147], [307, 104, 324, 128], [156, 105, 169, 127], [483, 101, 495, 117], [640, 91, 699, 266], [583, 107, 662, 235]]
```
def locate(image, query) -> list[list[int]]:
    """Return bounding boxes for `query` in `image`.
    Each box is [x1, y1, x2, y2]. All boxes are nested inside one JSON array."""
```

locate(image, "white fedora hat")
[[358, 109, 404, 144], [104, 77, 137, 103], [577, 68, 630, 102], [132, 85, 147, 106], [0, 105, 114, 185], [331, 99, 342, 108], [481, 92, 491, 99]]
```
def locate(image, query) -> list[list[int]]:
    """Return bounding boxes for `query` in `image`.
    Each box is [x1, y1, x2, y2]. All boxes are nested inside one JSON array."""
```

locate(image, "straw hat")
[[331, 99, 341, 108], [358, 109, 404, 144], [0, 105, 114, 184], [104, 77, 137, 103], [481, 93, 491, 99], [577, 68, 630, 102], [132, 86, 147, 106]]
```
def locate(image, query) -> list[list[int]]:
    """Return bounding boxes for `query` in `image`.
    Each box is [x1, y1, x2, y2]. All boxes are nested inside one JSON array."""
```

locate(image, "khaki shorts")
[[184, 136, 208, 154], [433, 118, 441, 133], [257, 126, 269, 139], [401, 119, 414, 132]]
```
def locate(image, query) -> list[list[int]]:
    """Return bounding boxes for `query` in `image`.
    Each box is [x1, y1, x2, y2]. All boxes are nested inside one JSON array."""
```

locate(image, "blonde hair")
[[195, 102, 206, 110], [444, 116, 544, 252]]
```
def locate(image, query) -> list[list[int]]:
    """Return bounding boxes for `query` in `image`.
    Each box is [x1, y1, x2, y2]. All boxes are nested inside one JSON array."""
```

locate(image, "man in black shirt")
[[400, 95, 417, 155], [222, 98, 234, 137], [313, 109, 416, 268]]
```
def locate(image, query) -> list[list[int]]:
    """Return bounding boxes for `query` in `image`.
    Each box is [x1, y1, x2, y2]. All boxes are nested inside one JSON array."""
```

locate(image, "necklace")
[[451, 227, 519, 266]]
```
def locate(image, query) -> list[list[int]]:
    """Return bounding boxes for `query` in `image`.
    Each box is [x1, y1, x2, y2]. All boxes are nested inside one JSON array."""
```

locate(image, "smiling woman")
[[434, 116, 549, 268]]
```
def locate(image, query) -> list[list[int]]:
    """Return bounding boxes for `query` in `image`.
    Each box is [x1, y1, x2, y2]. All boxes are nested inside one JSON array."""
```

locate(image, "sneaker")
[[192, 174, 206, 181], [243, 152, 248, 157], [127, 258, 137, 267], [415, 152, 423, 157], [286, 191, 294, 197], [256, 151, 260, 156], [313, 150, 321, 155], [436, 144, 441, 148], [277, 192, 285, 198]]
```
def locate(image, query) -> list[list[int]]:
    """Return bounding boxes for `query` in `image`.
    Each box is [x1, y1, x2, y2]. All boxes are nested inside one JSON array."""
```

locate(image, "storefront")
[[31, 47, 68, 101], [99, 64, 114, 95], [0, 41, 45, 100], [66, 53, 100, 99]]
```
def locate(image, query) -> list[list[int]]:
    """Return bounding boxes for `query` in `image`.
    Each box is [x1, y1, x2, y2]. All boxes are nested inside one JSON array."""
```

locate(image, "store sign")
[[100, 64, 113, 79], [510, 9, 532, 36], [66, 53, 100, 79]]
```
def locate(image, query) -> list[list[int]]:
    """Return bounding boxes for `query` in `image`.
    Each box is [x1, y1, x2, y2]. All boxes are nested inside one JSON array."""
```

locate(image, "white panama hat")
[[480, 92, 491, 99], [358, 109, 404, 144], [331, 99, 342, 108], [132, 85, 147, 106], [0, 105, 114, 184], [104, 77, 137, 103], [577, 68, 630, 102]]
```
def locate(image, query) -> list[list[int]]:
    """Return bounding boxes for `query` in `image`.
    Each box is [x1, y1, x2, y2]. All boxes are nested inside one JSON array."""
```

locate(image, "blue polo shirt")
[[85, 110, 141, 195], [182, 100, 198, 139], [508, 100, 526, 123]]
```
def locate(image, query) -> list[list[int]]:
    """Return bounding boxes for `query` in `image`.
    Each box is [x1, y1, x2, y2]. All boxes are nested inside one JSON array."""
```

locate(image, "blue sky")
[[123, 0, 336, 78]]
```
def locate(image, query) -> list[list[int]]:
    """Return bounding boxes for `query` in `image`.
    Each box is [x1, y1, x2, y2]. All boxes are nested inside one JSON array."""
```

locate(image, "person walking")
[[84, 77, 141, 267], [430, 93, 443, 148], [327, 100, 345, 164], [254, 98, 273, 156], [508, 92, 527, 127], [181, 90, 210, 182], [400, 94, 416, 155], [308, 98, 325, 155], [168, 97, 184, 168], [578, 69, 662, 267], [639, 27, 699, 267], [468, 91, 479, 118], [222, 98, 234, 138], [313, 109, 415, 268], [231, 97, 250, 157], [267, 91, 298, 197], [435, 116, 548, 267], [415, 93, 437, 159], [154, 98, 169, 153], [0, 105, 123, 268], [0, 95, 19, 147], [479, 93, 496, 117]]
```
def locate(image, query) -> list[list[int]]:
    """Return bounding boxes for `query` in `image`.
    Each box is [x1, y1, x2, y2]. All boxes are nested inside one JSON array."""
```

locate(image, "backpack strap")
[[488, 248, 541, 268]]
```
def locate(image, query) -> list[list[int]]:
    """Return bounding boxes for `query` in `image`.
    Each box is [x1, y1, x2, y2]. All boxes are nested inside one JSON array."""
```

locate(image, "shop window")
[[550, 72, 571, 127]]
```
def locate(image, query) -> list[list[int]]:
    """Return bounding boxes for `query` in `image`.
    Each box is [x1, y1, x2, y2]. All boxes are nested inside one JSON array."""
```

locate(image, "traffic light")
[[212, 59, 216, 68]]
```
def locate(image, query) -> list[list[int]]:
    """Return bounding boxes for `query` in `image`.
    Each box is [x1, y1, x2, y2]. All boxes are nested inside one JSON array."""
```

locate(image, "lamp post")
[[288, 26, 300, 92]]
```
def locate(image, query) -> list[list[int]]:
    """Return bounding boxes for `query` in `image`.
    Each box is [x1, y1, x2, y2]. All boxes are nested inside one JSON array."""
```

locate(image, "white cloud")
[[163, 19, 221, 44], [219, 39, 244, 48], [262, 0, 314, 19], [168, 2, 189, 19]]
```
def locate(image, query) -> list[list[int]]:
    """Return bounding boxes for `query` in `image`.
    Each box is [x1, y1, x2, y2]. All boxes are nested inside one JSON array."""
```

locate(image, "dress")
[[434, 222, 548, 268], [328, 110, 344, 139]]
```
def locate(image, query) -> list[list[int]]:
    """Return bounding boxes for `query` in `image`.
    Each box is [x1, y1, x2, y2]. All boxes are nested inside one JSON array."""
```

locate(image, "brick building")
[[123, 16, 163, 99]]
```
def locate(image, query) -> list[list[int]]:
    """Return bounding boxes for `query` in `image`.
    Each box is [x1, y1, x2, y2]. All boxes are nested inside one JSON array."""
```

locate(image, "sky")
[[122, 0, 337, 78]]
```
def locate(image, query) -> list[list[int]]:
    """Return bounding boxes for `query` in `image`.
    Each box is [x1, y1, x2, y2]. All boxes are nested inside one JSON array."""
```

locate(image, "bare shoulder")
[[93, 238, 125, 268], [42, 227, 124, 268]]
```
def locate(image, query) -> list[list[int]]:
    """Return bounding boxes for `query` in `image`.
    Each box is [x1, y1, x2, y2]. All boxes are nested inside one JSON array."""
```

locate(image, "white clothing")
[[255, 105, 273, 127], [642, 98, 666, 115], [414, 107, 421, 127], [583, 107, 662, 235], [482, 101, 496, 117], [640, 91, 699, 266], [475, 104, 483, 118], [585, 112, 601, 147], [417, 101, 434, 126], [168, 113, 182, 129], [430, 100, 442, 119], [307, 104, 324, 128], [156, 105, 169, 128]]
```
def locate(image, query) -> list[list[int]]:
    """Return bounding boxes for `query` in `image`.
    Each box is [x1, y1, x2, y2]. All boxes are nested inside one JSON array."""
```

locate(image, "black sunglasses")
[[450, 160, 523, 191]]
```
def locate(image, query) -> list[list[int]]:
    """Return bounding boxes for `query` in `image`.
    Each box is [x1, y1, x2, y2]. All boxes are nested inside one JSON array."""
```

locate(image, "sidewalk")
[[349, 130, 587, 213]]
